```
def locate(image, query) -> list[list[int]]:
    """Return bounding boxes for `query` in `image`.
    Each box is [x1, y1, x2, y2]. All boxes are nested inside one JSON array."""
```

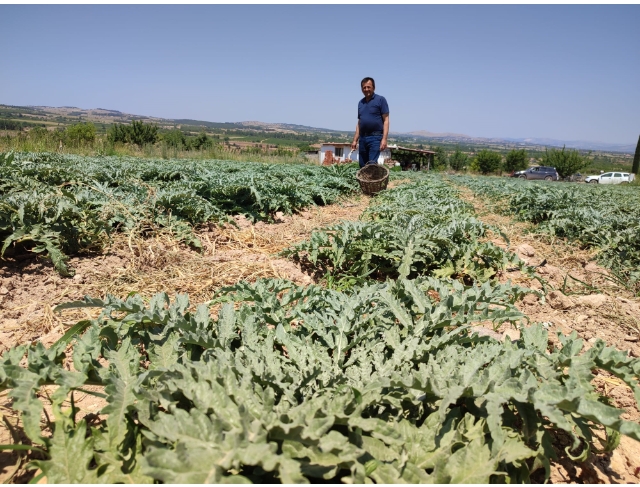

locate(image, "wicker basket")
[[356, 164, 389, 195]]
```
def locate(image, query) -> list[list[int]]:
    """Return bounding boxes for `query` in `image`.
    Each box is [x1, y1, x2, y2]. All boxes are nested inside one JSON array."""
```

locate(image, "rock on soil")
[[516, 243, 536, 258], [547, 290, 575, 310], [574, 294, 608, 308], [536, 264, 562, 281], [584, 261, 609, 275]]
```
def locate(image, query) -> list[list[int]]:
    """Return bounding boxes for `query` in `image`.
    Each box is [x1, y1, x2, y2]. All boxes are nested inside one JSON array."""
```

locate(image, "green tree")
[[65, 122, 96, 146], [449, 147, 469, 171], [190, 130, 211, 150], [543, 146, 588, 179], [129, 120, 158, 147], [432, 146, 448, 170], [474, 149, 502, 174], [503, 149, 528, 173], [632, 135, 640, 175], [29, 127, 50, 140], [107, 123, 130, 144], [107, 121, 158, 147], [162, 129, 187, 149]]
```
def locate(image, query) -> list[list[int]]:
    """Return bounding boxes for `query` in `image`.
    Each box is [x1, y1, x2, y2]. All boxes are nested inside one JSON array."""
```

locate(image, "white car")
[[584, 172, 635, 184]]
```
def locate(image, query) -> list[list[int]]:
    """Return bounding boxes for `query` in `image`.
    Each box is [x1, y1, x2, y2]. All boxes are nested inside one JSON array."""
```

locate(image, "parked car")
[[511, 166, 559, 181], [584, 172, 635, 184]]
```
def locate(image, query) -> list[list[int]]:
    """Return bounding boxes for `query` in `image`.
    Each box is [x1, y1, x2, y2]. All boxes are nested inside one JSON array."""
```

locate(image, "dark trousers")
[[358, 134, 382, 168]]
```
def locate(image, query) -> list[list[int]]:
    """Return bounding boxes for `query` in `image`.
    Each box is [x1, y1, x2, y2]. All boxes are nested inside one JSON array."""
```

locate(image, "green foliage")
[[106, 123, 129, 144], [632, 135, 640, 175], [1, 278, 639, 483], [0, 119, 30, 130], [449, 147, 469, 171], [28, 127, 50, 140], [474, 149, 502, 174], [543, 146, 589, 179], [65, 122, 96, 146], [452, 175, 640, 294], [3, 169, 640, 482], [107, 121, 158, 147], [0, 152, 358, 275], [129, 120, 158, 146], [161, 129, 187, 149], [159, 130, 212, 152], [503, 149, 528, 173], [191, 130, 212, 150], [432, 146, 448, 171], [284, 176, 522, 285]]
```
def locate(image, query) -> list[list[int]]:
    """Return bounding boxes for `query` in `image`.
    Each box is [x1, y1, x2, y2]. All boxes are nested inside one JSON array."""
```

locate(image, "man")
[[351, 77, 389, 168]]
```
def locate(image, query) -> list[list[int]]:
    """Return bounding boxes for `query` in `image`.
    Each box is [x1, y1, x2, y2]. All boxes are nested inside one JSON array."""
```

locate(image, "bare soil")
[[0, 195, 371, 353]]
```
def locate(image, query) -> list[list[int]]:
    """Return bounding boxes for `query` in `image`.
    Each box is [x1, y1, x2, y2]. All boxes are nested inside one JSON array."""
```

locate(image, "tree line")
[[6, 118, 637, 178], [0, 119, 48, 131], [428, 145, 593, 179], [1, 120, 217, 151]]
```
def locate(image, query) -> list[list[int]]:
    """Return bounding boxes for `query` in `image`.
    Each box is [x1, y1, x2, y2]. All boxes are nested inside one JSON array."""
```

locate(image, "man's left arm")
[[380, 113, 389, 151]]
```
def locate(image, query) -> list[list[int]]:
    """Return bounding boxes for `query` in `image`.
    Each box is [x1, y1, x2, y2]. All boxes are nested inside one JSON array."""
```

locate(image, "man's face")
[[361, 80, 374, 99]]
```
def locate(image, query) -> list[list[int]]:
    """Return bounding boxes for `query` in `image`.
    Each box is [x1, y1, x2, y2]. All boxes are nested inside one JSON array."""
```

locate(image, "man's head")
[[361, 77, 375, 99]]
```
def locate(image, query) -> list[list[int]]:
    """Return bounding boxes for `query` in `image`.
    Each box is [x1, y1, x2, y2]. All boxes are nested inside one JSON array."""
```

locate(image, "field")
[[1, 152, 640, 483]]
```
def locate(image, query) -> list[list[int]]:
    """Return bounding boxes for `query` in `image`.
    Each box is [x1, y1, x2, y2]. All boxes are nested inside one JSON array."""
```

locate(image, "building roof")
[[320, 142, 353, 147], [390, 145, 436, 155]]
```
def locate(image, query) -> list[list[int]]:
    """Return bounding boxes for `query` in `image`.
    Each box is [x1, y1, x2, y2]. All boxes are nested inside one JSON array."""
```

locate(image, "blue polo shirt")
[[358, 93, 389, 135]]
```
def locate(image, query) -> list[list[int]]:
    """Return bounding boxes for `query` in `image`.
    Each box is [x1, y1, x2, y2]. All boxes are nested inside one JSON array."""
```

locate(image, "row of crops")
[[1, 166, 639, 483], [451, 175, 640, 294], [0, 151, 358, 275], [284, 176, 522, 285]]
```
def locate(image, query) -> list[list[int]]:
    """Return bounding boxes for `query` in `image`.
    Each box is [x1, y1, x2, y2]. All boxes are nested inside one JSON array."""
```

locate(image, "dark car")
[[511, 166, 559, 181]]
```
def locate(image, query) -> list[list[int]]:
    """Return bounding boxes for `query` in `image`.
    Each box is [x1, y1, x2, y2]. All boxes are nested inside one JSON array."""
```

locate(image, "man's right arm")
[[351, 122, 359, 151]]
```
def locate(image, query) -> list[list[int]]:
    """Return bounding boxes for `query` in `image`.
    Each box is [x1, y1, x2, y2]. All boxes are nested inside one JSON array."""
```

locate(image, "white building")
[[319, 142, 391, 165]]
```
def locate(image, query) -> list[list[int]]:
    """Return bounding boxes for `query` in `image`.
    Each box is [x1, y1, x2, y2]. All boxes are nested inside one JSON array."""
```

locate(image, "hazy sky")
[[1, 5, 638, 144]]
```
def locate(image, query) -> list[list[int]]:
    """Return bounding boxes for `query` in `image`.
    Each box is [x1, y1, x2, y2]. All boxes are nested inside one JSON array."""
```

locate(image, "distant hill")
[[408, 130, 470, 139], [509, 137, 635, 153], [0, 103, 634, 154], [406, 130, 635, 153]]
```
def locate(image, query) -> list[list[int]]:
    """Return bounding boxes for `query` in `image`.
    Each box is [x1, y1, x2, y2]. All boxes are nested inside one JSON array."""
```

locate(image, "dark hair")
[[361, 77, 375, 89]]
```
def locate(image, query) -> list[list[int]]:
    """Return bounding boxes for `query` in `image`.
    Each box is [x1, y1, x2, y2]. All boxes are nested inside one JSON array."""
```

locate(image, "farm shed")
[[319, 143, 354, 165], [302, 144, 320, 161], [319, 142, 392, 166], [389, 146, 436, 171]]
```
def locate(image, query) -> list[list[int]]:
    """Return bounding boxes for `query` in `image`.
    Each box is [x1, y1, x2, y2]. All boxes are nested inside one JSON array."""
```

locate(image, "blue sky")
[[1, 5, 639, 144]]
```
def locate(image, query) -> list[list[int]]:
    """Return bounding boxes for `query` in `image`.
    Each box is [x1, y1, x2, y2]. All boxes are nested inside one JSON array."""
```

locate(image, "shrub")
[[449, 147, 469, 171], [543, 146, 588, 179], [190, 130, 212, 151], [432, 146, 448, 170], [503, 149, 528, 173], [65, 123, 96, 146], [162, 129, 187, 149], [107, 121, 158, 147], [129, 120, 158, 146], [29, 127, 50, 140], [474, 149, 502, 174]]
